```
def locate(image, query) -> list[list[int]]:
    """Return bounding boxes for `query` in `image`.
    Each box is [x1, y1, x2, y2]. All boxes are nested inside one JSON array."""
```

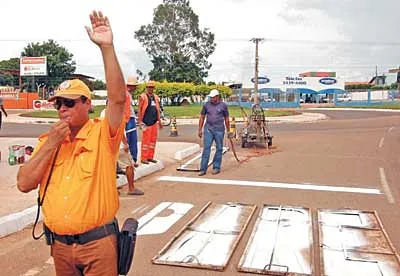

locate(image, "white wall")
[[350, 90, 389, 101]]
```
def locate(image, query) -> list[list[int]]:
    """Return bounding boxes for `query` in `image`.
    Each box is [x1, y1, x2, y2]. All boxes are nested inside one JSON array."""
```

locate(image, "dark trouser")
[[51, 234, 118, 276], [125, 117, 138, 162], [0, 112, 2, 129]]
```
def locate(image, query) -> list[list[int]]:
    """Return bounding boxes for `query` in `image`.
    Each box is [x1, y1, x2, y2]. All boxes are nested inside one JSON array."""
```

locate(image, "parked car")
[[320, 97, 329, 103], [337, 94, 352, 102]]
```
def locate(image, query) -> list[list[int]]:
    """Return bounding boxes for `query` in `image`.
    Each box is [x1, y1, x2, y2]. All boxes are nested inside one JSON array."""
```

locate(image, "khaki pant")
[[51, 234, 118, 276]]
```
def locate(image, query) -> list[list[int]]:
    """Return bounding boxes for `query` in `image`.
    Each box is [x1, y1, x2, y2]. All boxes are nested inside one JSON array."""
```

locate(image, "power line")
[[216, 38, 400, 46], [1, 37, 400, 46]]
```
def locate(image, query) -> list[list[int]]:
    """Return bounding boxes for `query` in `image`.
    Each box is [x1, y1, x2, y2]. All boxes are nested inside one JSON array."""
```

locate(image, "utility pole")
[[250, 38, 264, 105]]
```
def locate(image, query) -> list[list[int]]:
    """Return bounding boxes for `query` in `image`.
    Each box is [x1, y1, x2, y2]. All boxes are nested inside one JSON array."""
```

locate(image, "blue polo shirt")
[[201, 101, 229, 131]]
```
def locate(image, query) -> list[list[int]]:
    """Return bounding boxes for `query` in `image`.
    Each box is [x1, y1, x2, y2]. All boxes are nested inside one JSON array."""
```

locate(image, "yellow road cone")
[[229, 117, 237, 139], [169, 116, 178, 137]]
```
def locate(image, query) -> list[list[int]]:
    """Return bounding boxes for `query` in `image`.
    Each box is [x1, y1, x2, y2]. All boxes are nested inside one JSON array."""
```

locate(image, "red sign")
[[33, 100, 54, 110]]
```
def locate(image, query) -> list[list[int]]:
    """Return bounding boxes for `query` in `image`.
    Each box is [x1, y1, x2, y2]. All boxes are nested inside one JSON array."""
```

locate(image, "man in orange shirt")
[[137, 81, 163, 164], [17, 11, 125, 275]]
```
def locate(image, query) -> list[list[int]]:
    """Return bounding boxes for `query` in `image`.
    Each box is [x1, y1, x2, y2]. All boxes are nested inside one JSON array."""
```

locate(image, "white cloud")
[[1, 0, 399, 86]]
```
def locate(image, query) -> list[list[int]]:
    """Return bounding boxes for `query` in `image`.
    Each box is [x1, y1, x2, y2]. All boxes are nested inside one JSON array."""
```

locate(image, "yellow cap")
[[48, 79, 91, 102]]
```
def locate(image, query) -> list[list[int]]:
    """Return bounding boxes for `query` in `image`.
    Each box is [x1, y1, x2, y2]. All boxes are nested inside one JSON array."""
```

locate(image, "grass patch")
[[164, 105, 297, 118], [20, 104, 297, 118], [332, 103, 400, 109], [20, 105, 106, 119]]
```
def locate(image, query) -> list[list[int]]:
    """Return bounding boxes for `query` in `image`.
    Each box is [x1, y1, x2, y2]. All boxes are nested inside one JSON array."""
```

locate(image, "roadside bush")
[[130, 81, 232, 105]]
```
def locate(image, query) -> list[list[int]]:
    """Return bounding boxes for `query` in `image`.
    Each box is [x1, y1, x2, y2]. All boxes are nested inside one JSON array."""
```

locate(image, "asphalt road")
[[0, 109, 399, 276]]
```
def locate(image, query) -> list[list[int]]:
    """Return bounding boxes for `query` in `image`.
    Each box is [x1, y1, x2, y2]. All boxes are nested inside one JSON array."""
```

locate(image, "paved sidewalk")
[[0, 138, 200, 238]]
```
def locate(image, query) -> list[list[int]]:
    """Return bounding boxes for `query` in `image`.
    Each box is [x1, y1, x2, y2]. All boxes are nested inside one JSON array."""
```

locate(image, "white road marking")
[[131, 204, 146, 214], [137, 202, 193, 235], [181, 152, 202, 168], [131, 204, 149, 215], [137, 202, 173, 231], [379, 168, 395, 204], [138, 204, 150, 213], [378, 137, 385, 148], [21, 269, 40, 276], [178, 147, 229, 170], [158, 176, 382, 195]]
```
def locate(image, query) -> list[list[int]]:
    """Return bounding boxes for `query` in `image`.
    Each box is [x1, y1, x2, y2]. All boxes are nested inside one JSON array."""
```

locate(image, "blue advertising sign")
[[251, 76, 270, 84], [319, 78, 337, 85]]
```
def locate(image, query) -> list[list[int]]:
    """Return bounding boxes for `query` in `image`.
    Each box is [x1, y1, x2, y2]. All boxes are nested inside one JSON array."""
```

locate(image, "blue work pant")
[[200, 128, 225, 172], [125, 117, 138, 162]]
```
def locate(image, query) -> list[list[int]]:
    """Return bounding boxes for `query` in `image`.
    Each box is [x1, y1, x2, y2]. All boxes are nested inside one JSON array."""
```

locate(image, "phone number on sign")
[[283, 81, 307, 85]]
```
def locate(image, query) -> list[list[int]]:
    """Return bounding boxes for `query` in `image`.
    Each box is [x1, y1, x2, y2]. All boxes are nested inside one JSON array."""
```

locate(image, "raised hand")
[[85, 10, 113, 47]]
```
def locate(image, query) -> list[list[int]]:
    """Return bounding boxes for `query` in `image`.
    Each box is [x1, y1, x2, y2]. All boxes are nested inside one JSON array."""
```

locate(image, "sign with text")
[[20, 57, 47, 76], [33, 100, 54, 110], [251, 76, 270, 84], [259, 76, 344, 91]]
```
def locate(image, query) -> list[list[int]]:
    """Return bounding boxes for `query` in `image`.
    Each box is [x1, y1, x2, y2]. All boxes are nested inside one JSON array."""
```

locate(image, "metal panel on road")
[[319, 209, 400, 276], [152, 201, 256, 271], [238, 205, 313, 275]]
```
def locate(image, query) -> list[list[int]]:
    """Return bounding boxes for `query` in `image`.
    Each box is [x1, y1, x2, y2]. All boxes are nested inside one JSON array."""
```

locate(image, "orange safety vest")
[[138, 92, 161, 124]]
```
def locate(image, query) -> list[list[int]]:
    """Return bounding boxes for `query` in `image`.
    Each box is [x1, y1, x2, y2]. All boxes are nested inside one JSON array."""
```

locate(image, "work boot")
[[147, 159, 157, 163], [141, 160, 149, 164], [198, 171, 206, 176], [212, 169, 220, 175]]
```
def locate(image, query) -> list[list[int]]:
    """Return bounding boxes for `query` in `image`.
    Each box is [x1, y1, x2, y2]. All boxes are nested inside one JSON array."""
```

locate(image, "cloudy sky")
[[1, 0, 400, 87]]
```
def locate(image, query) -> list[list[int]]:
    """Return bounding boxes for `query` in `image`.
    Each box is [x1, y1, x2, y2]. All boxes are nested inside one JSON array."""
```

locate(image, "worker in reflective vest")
[[137, 80, 163, 164]]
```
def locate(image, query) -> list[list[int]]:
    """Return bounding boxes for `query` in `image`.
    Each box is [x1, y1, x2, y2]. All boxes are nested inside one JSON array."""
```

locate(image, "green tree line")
[[130, 81, 231, 104]]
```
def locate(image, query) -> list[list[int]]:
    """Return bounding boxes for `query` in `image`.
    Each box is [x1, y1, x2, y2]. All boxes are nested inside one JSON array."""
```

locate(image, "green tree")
[[0, 58, 20, 86], [92, 79, 106, 90], [0, 73, 15, 86], [134, 0, 216, 84], [21, 39, 76, 89], [0, 58, 20, 70]]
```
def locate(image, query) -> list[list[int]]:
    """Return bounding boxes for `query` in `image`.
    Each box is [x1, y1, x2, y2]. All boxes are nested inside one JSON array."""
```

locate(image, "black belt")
[[44, 219, 119, 245]]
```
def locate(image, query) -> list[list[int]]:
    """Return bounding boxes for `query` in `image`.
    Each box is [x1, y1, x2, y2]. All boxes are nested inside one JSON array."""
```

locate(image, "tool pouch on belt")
[[118, 218, 139, 275]]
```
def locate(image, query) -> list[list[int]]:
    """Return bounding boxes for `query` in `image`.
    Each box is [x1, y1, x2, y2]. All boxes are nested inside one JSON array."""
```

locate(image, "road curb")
[[174, 144, 200, 160], [0, 161, 166, 239], [307, 108, 400, 112], [116, 160, 165, 188], [0, 206, 39, 238]]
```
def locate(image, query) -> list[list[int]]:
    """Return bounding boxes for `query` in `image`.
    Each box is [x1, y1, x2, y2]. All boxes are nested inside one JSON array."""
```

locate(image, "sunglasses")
[[54, 97, 86, 110]]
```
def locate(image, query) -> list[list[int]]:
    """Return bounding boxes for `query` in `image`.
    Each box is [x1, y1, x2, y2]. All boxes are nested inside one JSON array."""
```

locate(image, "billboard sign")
[[20, 57, 47, 76], [259, 76, 344, 91]]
